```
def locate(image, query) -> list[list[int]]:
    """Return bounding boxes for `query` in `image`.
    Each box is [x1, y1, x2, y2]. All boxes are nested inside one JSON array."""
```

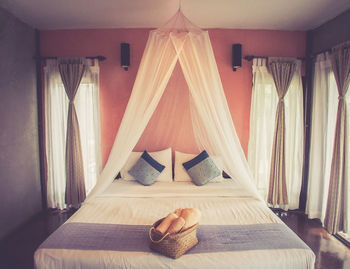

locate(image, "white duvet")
[[35, 180, 315, 269]]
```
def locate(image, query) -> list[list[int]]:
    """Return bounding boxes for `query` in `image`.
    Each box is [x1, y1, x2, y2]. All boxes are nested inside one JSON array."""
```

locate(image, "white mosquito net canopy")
[[88, 11, 260, 200]]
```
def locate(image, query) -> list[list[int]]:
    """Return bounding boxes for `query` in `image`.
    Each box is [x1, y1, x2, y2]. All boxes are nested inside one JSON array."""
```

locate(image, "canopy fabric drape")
[[45, 59, 101, 209], [58, 59, 87, 206], [324, 43, 350, 234], [267, 59, 296, 206], [248, 58, 303, 209], [306, 53, 338, 221], [178, 30, 254, 190], [88, 11, 260, 200]]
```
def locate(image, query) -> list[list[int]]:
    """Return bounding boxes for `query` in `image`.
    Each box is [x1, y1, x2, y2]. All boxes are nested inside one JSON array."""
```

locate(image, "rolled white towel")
[[167, 217, 185, 234], [156, 213, 178, 235], [180, 208, 201, 230]]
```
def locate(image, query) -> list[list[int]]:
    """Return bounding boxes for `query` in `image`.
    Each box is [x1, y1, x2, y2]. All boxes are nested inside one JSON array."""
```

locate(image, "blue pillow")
[[128, 151, 165, 186], [182, 150, 221, 186]]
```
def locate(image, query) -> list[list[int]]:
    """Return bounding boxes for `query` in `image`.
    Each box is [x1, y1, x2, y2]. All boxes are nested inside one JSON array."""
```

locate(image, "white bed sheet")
[[35, 180, 315, 269]]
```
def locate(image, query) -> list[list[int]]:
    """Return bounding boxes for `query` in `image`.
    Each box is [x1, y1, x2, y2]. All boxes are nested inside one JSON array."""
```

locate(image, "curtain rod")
[[310, 48, 331, 57], [244, 55, 306, 61], [35, 55, 106, 61], [310, 45, 350, 58]]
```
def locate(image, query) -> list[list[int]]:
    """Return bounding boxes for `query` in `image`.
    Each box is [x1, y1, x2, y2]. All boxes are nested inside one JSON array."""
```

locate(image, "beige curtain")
[[267, 60, 296, 206], [324, 44, 350, 234], [58, 58, 86, 206]]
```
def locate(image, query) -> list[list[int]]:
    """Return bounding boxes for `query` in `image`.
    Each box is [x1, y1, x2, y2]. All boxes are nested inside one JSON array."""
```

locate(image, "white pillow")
[[174, 151, 225, 182], [120, 148, 172, 182]]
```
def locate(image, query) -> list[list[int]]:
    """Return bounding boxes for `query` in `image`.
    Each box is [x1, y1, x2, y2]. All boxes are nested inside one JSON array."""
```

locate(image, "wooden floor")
[[0, 209, 349, 269], [276, 210, 350, 269]]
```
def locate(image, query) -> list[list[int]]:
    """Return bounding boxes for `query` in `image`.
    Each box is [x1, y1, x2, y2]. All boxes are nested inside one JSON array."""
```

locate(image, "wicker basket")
[[149, 218, 199, 259]]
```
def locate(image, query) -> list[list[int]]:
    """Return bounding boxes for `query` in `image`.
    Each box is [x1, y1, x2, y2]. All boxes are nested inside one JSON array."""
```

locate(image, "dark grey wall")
[[309, 9, 350, 54], [0, 8, 42, 239]]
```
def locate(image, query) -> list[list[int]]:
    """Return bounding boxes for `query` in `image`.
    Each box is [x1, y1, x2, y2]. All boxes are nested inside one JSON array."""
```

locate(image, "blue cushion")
[[128, 151, 165, 186], [182, 150, 221, 186]]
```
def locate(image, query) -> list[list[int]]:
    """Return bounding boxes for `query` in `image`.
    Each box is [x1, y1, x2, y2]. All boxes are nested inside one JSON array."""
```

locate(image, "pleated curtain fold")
[[324, 44, 350, 234], [58, 58, 87, 206], [267, 60, 296, 206]]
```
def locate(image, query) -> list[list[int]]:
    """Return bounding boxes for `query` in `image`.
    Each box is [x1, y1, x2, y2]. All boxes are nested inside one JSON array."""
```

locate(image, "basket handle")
[[149, 227, 169, 243]]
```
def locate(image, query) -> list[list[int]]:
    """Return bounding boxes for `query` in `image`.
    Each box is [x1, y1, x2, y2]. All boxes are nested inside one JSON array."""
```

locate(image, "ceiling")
[[1, 0, 350, 31]]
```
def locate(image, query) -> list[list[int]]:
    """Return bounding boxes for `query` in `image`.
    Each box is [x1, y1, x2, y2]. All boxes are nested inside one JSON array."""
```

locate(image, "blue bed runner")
[[39, 222, 309, 253]]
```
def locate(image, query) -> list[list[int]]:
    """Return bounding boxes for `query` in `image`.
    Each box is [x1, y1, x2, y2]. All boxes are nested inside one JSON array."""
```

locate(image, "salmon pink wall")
[[40, 29, 306, 166]]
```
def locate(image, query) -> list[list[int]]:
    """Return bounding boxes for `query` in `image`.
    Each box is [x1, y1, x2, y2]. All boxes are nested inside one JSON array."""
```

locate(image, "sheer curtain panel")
[[248, 59, 278, 198], [45, 59, 101, 209], [248, 58, 304, 209], [306, 48, 350, 234], [306, 53, 337, 222]]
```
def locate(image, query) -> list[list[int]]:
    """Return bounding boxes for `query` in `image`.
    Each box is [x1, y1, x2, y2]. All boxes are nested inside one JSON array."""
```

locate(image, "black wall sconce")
[[121, 43, 130, 71], [232, 44, 242, 71]]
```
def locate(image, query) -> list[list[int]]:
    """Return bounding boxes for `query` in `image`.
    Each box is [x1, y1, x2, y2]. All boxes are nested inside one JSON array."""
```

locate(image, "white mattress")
[[35, 180, 315, 269]]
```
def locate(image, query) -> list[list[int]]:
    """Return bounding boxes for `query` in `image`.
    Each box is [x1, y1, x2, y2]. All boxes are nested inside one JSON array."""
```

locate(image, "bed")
[[35, 180, 315, 269]]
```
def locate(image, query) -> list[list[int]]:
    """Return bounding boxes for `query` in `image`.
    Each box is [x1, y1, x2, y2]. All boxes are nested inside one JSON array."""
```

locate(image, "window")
[[44, 59, 101, 209], [306, 52, 349, 241], [248, 58, 304, 210]]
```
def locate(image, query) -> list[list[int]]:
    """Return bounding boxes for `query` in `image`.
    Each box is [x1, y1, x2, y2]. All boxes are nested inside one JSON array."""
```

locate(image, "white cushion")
[[120, 148, 172, 182], [174, 151, 225, 182]]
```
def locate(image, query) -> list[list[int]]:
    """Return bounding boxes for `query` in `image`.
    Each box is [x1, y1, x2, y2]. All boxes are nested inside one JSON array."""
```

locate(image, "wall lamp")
[[121, 43, 130, 71], [232, 44, 242, 71]]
